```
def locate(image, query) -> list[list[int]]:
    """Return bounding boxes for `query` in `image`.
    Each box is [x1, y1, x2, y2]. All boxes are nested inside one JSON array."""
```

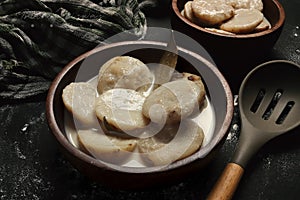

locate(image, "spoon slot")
[[262, 89, 283, 120], [250, 89, 265, 113], [276, 101, 295, 124]]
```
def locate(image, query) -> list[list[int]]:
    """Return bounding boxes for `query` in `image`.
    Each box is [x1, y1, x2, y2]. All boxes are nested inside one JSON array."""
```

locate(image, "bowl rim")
[[46, 40, 234, 174], [171, 0, 285, 38]]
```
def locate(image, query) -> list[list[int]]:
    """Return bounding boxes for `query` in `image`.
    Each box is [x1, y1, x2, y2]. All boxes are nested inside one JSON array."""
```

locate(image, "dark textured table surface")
[[1, 0, 299, 199]]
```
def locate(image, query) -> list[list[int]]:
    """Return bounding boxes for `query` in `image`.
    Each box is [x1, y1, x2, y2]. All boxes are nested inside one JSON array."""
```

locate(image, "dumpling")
[[97, 56, 153, 94], [138, 119, 205, 166], [142, 73, 206, 124], [220, 8, 263, 34], [62, 82, 98, 127], [254, 17, 271, 32], [191, 0, 234, 26], [95, 88, 149, 134], [183, 1, 203, 25], [226, 0, 263, 11], [78, 130, 137, 165]]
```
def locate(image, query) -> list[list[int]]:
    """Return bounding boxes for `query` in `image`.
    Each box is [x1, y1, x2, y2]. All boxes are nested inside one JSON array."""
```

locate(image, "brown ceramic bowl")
[[46, 40, 233, 189], [171, 0, 285, 92]]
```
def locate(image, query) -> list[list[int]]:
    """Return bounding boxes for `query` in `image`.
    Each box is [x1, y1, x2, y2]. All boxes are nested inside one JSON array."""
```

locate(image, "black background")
[[1, 0, 299, 199]]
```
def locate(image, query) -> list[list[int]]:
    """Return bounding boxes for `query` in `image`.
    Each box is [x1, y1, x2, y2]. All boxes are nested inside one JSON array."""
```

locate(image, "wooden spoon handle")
[[207, 163, 244, 200]]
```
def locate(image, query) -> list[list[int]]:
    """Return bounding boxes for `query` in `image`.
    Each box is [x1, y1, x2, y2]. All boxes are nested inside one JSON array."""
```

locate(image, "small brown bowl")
[[46, 40, 233, 189], [171, 0, 285, 92]]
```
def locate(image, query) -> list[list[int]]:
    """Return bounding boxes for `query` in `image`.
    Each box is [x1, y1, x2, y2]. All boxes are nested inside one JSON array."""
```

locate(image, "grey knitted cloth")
[[0, 0, 158, 101]]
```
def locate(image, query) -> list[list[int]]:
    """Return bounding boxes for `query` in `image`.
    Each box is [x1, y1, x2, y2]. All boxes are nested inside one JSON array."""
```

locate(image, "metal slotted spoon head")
[[207, 60, 300, 200]]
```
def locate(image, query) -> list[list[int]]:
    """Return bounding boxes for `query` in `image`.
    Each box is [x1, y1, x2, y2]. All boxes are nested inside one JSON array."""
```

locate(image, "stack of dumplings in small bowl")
[[181, 0, 271, 34]]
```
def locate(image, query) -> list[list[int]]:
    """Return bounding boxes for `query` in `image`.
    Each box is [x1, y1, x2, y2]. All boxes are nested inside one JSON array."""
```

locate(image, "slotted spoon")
[[207, 60, 300, 200]]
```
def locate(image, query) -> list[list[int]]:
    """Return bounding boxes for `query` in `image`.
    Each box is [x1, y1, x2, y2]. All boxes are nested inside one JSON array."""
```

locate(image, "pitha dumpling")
[[62, 82, 98, 127], [95, 88, 149, 133], [142, 73, 206, 124], [183, 1, 202, 25], [138, 119, 204, 166], [97, 56, 153, 94], [254, 17, 271, 32], [191, 0, 234, 26], [78, 130, 137, 165], [226, 0, 263, 11], [220, 8, 263, 34]]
